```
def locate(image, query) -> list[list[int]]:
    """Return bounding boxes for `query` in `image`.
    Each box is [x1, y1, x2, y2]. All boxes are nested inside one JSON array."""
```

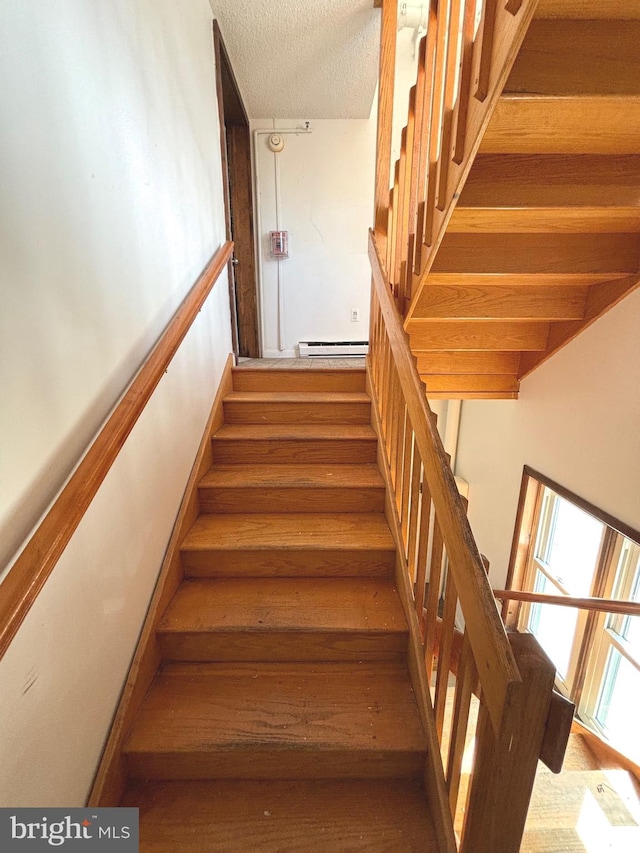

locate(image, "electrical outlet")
[[351, 308, 360, 322]]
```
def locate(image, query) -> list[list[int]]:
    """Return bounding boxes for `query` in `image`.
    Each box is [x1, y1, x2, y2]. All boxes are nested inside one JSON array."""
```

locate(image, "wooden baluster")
[[424, 0, 451, 249], [452, 0, 477, 165], [379, 318, 387, 397], [413, 3, 438, 277], [398, 85, 416, 313], [407, 455, 423, 584], [424, 516, 445, 682], [404, 39, 426, 309], [436, 0, 464, 213], [399, 102, 414, 247], [374, 298, 382, 372], [460, 633, 556, 853], [383, 338, 394, 444], [394, 402, 407, 512], [388, 367, 399, 483], [387, 364, 400, 472], [375, 309, 386, 394], [390, 369, 404, 487], [388, 161, 401, 295], [380, 334, 392, 438], [475, 0, 498, 103], [385, 196, 394, 278], [393, 129, 408, 296], [435, 568, 459, 740], [400, 423, 413, 549], [447, 629, 478, 819], [414, 479, 433, 620], [373, 0, 398, 259], [368, 287, 377, 378]]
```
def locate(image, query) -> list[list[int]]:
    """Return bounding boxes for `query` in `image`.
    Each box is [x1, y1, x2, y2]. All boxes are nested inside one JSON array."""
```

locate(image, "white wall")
[[253, 119, 375, 357], [0, 0, 232, 805], [455, 290, 640, 589]]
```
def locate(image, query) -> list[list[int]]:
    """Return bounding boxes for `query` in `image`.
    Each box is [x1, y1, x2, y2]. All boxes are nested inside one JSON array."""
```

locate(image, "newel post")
[[460, 632, 556, 853]]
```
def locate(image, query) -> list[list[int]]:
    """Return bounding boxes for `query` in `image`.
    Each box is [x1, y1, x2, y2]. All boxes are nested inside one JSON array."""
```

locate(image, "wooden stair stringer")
[[405, 3, 640, 398]]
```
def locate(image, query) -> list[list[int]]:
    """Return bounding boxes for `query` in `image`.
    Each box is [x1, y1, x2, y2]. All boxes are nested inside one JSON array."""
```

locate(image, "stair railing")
[[369, 230, 560, 852], [494, 589, 640, 618], [374, 0, 539, 318], [0, 242, 233, 661]]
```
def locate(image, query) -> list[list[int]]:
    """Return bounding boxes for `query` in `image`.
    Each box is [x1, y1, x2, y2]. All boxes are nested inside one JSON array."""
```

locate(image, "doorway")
[[213, 22, 260, 358]]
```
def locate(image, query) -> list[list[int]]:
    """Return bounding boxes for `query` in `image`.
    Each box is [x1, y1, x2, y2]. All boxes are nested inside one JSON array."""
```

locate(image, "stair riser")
[[158, 632, 408, 663], [223, 401, 371, 425], [181, 549, 395, 578], [212, 439, 378, 464], [199, 487, 385, 514], [232, 370, 367, 393], [127, 751, 424, 782]]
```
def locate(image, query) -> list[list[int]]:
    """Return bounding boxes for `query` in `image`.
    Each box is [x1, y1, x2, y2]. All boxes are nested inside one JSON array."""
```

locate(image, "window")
[[507, 468, 640, 762]]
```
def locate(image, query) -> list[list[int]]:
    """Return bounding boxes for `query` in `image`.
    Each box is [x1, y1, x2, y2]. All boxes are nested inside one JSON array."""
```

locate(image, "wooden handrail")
[[369, 229, 520, 733], [0, 241, 233, 661], [494, 589, 640, 617]]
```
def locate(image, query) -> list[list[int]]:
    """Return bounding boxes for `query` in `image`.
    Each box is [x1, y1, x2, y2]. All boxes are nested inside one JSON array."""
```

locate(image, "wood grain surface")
[[211, 423, 379, 464], [124, 662, 427, 780], [122, 779, 439, 852], [157, 577, 408, 662], [199, 463, 385, 513]]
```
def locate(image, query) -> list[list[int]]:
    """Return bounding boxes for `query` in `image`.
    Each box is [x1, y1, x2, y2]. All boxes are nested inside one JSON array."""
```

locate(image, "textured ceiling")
[[209, 0, 380, 119]]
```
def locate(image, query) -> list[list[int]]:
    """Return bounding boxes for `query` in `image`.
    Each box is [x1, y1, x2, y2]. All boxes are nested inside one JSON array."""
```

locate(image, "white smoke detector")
[[268, 133, 285, 153]]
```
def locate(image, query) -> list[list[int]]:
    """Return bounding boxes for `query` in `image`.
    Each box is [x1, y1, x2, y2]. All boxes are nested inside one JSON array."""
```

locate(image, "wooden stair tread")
[[232, 368, 366, 393], [224, 391, 370, 403], [222, 392, 371, 426], [417, 351, 521, 375], [481, 95, 640, 155], [460, 154, 640, 209], [199, 464, 384, 489], [121, 779, 439, 852], [431, 232, 640, 275], [210, 423, 379, 465], [182, 513, 395, 552], [536, 0, 640, 19], [212, 423, 377, 441], [413, 283, 587, 320], [406, 320, 549, 352], [158, 578, 407, 634], [422, 374, 519, 400], [506, 20, 640, 97], [449, 206, 640, 234], [124, 662, 427, 756]]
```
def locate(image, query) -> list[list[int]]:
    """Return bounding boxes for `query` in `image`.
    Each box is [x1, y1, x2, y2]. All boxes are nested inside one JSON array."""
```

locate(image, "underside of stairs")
[[406, 0, 640, 400], [117, 366, 440, 851]]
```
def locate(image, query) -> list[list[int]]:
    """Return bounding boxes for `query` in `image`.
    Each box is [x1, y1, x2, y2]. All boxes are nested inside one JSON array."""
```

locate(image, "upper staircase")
[[118, 366, 440, 851], [386, 0, 640, 399]]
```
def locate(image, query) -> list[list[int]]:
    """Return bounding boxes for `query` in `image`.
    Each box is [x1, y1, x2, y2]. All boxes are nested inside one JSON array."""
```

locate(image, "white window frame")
[[506, 467, 640, 756]]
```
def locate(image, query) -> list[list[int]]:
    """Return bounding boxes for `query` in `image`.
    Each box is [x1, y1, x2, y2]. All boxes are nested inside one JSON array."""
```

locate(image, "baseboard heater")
[[298, 341, 369, 358]]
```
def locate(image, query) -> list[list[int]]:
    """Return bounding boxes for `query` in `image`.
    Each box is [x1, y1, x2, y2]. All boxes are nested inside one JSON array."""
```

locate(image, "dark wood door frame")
[[213, 21, 260, 358]]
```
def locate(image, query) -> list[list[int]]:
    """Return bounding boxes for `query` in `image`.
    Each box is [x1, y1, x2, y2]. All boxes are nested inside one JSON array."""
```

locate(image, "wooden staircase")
[[118, 367, 440, 851], [404, 0, 640, 399]]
